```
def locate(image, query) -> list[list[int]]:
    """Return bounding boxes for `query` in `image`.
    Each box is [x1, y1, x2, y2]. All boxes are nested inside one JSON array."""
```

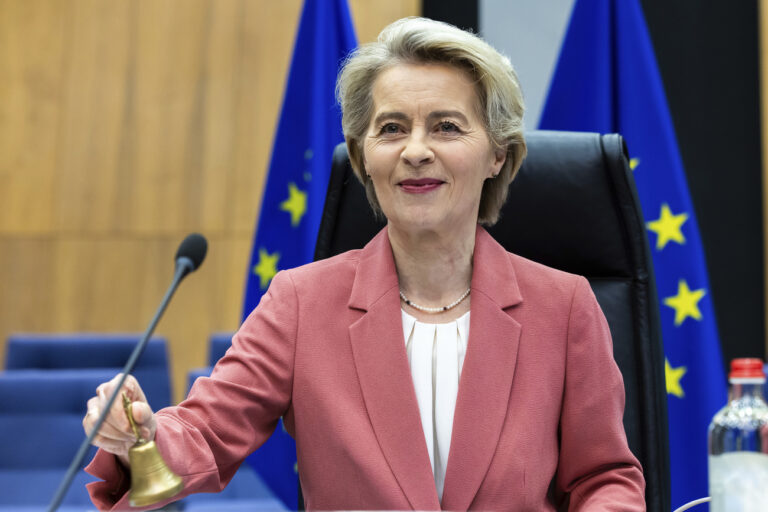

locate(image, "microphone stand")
[[47, 258, 195, 512]]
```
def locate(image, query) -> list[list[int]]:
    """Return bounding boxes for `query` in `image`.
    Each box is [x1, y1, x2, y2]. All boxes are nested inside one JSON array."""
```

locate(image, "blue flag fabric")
[[242, 0, 357, 508], [539, 0, 726, 507]]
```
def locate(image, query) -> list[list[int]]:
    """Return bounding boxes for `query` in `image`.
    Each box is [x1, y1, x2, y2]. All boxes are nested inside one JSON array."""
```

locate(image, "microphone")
[[175, 232, 208, 277], [47, 233, 208, 512]]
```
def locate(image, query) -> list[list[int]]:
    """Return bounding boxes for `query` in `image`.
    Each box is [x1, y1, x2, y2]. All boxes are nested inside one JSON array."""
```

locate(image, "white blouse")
[[401, 309, 471, 501]]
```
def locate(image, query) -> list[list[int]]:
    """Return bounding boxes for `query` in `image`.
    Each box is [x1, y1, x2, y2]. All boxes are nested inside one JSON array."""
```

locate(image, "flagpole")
[[759, 0, 768, 358]]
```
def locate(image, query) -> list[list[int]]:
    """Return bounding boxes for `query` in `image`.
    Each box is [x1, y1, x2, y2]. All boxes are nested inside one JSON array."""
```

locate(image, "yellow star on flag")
[[629, 157, 640, 171], [665, 358, 687, 398], [280, 182, 307, 227], [664, 279, 706, 326], [253, 248, 280, 289], [646, 203, 688, 250]]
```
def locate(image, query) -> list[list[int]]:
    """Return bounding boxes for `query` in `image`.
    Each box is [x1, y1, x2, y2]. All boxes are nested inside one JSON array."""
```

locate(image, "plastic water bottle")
[[708, 358, 768, 511]]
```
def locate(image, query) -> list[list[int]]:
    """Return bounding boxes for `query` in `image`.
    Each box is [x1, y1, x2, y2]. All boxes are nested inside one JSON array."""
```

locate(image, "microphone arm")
[[47, 259, 194, 512]]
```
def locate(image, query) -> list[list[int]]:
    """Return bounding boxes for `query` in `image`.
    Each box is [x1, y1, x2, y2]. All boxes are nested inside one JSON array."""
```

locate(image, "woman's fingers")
[[126, 375, 149, 404], [90, 434, 131, 458], [131, 400, 152, 424], [96, 385, 132, 434], [107, 373, 148, 404], [84, 396, 134, 442], [130, 400, 157, 442], [83, 373, 156, 455]]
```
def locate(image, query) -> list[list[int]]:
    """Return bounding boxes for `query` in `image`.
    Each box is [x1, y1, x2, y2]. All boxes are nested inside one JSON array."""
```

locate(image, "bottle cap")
[[729, 358, 765, 380]]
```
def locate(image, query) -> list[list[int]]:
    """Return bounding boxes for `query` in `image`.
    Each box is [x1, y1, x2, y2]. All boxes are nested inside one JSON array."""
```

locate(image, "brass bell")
[[122, 392, 184, 507]]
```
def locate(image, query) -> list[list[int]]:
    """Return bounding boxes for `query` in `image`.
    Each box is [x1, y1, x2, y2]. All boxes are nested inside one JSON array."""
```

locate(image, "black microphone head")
[[175, 233, 208, 272]]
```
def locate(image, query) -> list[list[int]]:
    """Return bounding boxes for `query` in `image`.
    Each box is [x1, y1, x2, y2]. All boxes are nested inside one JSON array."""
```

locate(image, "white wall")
[[479, 0, 575, 128]]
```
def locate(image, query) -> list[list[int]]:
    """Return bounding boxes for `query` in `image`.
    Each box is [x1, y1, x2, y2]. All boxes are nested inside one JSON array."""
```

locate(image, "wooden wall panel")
[[0, 0, 419, 403], [0, 0, 68, 234], [0, 238, 56, 331], [351, 0, 421, 43]]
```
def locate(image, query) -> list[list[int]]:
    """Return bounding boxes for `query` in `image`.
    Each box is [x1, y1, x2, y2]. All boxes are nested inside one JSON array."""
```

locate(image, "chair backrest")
[[0, 370, 109, 506], [4, 334, 172, 408], [314, 131, 670, 511], [208, 332, 235, 366], [0, 369, 113, 468]]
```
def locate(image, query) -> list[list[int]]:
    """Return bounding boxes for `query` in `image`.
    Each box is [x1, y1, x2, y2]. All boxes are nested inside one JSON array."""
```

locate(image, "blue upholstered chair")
[[0, 366, 282, 510], [5, 334, 173, 409], [208, 332, 234, 365], [0, 369, 117, 508], [187, 366, 213, 392]]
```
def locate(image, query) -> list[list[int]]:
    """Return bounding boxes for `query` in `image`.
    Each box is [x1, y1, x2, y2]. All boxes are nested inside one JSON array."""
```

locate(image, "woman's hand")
[[82, 373, 157, 466]]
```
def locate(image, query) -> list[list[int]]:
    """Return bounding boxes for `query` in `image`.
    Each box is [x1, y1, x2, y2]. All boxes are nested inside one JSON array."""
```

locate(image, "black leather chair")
[[313, 130, 670, 511]]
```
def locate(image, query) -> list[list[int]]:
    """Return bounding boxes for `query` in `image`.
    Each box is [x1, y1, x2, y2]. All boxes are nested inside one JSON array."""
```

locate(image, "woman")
[[84, 17, 645, 510]]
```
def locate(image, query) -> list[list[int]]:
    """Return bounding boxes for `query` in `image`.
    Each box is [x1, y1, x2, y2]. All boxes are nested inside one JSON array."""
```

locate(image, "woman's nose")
[[400, 132, 434, 167]]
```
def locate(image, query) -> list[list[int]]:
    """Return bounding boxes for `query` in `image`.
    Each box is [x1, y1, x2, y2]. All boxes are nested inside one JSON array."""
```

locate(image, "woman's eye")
[[379, 123, 401, 135], [438, 121, 460, 133]]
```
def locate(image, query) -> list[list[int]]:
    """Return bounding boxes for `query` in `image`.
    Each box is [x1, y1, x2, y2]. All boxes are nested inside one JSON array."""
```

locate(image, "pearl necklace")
[[399, 287, 471, 313]]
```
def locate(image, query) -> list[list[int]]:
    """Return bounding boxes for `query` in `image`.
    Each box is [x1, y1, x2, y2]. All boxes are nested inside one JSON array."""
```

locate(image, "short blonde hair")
[[336, 17, 527, 225]]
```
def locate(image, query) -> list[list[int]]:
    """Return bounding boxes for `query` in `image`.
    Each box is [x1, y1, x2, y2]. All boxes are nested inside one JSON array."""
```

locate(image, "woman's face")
[[362, 62, 505, 239]]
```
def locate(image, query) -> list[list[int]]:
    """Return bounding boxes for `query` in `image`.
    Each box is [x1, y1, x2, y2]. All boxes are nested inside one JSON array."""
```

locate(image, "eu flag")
[[242, 0, 357, 507], [539, 0, 726, 508]]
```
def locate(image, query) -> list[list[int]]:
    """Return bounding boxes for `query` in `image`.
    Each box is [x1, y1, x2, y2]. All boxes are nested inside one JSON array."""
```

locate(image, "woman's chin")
[[387, 214, 460, 237]]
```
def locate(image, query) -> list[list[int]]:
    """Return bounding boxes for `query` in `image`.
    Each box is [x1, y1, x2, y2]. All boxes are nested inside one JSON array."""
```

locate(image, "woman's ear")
[[489, 146, 507, 178], [348, 139, 369, 180]]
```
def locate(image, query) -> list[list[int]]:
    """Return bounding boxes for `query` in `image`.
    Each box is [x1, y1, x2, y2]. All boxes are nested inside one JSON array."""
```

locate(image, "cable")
[[673, 496, 711, 512]]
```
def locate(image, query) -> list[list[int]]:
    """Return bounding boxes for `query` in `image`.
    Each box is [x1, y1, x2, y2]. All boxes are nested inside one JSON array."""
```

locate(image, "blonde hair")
[[336, 17, 527, 225]]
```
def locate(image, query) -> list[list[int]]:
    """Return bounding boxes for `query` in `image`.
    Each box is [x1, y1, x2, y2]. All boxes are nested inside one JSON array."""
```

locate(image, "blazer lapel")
[[441, 227, 523, 511], [348, 228, 441, 511]]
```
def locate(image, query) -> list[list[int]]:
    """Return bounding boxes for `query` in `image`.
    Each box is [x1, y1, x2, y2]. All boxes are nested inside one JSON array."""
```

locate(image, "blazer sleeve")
[[556, 276, 646, 511], [85, 270, 299, 511]]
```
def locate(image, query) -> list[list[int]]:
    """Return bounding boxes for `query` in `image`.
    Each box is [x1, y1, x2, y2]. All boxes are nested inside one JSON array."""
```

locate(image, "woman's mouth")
[[398, 178, 444, 193]]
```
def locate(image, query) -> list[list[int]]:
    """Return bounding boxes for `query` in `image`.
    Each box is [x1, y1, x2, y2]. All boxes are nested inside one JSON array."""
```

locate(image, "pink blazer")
[[86, 226, 645, 511]]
